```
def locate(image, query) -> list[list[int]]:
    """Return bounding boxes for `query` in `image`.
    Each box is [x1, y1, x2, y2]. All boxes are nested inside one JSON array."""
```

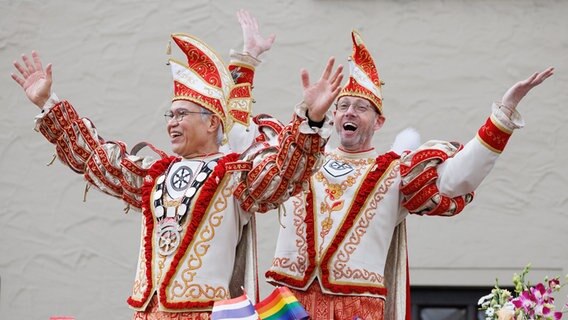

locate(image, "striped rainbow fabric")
[[255, 287, 309, 320], [211, 293, 259, 320]]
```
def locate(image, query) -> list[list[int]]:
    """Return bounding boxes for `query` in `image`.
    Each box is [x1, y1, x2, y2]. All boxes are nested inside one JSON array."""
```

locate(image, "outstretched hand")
[[301, 57, 344, 122], [237, 9, 275, 59], [501, 67, 554, 110], [11, 51, 53, 109]]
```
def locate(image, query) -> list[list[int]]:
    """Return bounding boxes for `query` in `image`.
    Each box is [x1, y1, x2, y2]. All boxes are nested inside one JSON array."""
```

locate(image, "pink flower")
[[512, 290, 536, 312], [480, 266, 567, 320], [549, 278, 561, 289]]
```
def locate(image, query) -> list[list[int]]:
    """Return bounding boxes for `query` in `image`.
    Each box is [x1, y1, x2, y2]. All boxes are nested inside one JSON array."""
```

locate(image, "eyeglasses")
[[164, 109, 210, 123], [335, 102, 375, 114]]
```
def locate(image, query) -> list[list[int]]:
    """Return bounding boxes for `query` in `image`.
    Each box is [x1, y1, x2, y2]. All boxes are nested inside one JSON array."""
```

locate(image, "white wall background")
[[1, 0, 567, 319]]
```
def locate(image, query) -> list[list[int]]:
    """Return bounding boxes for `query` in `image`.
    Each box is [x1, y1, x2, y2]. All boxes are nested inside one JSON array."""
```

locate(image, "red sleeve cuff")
[[229, 64, 255, 86], [476, 115, 513, 153]]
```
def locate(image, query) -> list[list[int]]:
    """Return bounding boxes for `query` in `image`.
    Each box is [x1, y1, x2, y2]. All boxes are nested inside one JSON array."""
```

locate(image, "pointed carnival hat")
[[168, 33, 253, 136], [337, 30, 384, 114]]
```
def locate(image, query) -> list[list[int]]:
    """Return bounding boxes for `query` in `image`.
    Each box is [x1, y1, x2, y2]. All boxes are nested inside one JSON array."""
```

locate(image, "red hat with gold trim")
[[337, 30, 384, 114], [168, 33, 252, 135]]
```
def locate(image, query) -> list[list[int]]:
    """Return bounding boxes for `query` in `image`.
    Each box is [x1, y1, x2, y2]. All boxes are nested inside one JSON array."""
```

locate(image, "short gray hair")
[[199, 107, 224, 146]]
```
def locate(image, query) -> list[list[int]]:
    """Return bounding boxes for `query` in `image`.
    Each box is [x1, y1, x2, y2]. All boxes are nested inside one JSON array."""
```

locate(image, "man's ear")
[[374, 114, 386, 131], [208, 115, 222, 133]]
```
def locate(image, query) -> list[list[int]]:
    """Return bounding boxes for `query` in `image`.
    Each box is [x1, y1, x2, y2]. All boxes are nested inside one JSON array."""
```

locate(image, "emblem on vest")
[[323, 159, 354, 177]]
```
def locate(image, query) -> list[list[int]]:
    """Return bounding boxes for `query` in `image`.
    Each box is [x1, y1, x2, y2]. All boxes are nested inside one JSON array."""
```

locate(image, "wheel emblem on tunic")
[[157, 222, 181, 256], [170, 166, 193, 191]]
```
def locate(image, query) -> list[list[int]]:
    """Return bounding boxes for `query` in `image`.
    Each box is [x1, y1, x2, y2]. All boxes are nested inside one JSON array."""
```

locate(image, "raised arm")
[[399, 68, 554, 217], [501, 67, 554, 112], [11, 52, 163, 211], [233, 58, 343, 213], [228, 9, 275, 87], [301, 57, 344, 122], [225, 9, 276, 153], [11, 51, 53, 108], [237, 9, 275, 60]]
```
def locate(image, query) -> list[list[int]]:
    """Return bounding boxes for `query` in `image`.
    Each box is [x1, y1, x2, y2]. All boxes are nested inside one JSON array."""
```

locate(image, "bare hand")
[[501, 67, 554, 110], [11, 51, 53, 108], [301, 57, 344, 122], [237, 9, 275, 59]]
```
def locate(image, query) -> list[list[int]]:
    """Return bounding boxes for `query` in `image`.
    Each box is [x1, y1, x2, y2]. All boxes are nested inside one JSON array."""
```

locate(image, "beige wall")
[[1, 0, 567, 318]]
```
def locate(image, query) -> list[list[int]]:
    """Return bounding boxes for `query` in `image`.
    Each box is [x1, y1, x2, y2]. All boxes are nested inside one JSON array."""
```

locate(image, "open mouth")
[[343, 122, 357, 131]]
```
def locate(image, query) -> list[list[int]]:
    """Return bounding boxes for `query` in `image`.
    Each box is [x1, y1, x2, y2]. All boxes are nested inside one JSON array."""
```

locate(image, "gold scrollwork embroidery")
[[170, 282, 229, 301], [271, 197, 308, 273], [156, 255, 167, 284], [332, 265, 384, 284], [315, 165, 364, 253], [333, 163, 399, 283], [133, 244, 149, 296], [170, 181, 230, 299]]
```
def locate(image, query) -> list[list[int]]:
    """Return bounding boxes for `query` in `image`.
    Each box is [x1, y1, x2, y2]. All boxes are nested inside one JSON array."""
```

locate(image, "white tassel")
[[390, 128, 421, 154]]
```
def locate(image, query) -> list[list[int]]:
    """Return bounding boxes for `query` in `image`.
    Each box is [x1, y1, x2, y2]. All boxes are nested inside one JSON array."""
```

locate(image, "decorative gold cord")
[[83, 183, 91, 202], [277, 204, 286, 229], [46, 154, 57, 166]]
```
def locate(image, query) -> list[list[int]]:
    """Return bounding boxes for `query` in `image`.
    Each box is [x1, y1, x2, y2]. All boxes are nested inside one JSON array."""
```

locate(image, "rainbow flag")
[[211, 293, 259, 320], [255, 287, 309, 320]]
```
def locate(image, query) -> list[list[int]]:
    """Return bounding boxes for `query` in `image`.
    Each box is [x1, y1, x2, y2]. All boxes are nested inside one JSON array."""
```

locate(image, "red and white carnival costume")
[[32, 34, 332, 317], [259, 31, 525, 320]]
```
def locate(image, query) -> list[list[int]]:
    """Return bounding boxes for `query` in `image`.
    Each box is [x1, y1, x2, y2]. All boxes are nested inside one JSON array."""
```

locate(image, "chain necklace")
[[152, 158, 218, 256]]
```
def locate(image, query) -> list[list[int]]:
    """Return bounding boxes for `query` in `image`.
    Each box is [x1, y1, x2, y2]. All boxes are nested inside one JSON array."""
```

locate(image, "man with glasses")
[[251, 30, 552, 319], [10, 11, 343, 319]]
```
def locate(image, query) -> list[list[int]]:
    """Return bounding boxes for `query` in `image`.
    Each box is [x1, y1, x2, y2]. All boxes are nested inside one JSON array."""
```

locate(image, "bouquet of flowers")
[[478, 264, 567, 320]]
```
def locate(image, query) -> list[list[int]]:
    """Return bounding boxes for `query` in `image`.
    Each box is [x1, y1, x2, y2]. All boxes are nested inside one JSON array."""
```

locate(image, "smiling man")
[[259, 30, 554, 320], [10, 12, 344, 319], [334, 96, 385, 152]]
